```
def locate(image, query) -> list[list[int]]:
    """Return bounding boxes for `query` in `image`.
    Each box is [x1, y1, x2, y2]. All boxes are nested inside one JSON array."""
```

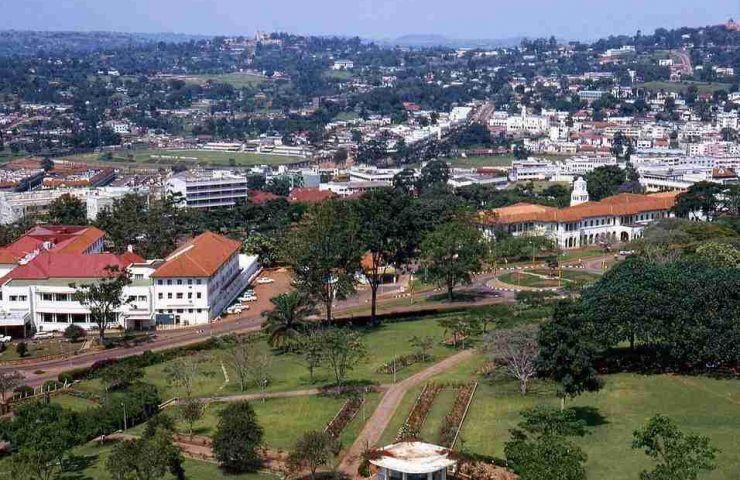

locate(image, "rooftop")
[[3, 251, 143, 283], [152, 231, 241, 278], [369, 442, 457, 474], [0, 225, 105, 264]]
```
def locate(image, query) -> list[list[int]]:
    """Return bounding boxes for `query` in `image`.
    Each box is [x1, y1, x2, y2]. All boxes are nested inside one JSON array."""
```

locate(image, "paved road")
[[337, 349, 475, 478]]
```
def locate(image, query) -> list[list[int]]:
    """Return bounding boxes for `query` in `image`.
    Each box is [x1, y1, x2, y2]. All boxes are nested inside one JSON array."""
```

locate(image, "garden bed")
[[396, 383, 443, 441], [325, 396, 364, 438]]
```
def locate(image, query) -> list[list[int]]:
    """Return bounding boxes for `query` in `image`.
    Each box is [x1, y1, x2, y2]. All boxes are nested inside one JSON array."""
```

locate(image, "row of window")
[[157, 308, 204, 315], [156, 278, 203, 286], [157, 292, 202, 300]]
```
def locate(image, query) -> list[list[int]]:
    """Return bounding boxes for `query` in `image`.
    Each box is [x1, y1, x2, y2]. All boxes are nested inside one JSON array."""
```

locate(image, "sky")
[[0, 0, 737, 41]]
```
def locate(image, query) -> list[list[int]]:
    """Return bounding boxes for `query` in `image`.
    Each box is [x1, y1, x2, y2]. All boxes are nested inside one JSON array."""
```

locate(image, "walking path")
[[337, 349, 475, 478]]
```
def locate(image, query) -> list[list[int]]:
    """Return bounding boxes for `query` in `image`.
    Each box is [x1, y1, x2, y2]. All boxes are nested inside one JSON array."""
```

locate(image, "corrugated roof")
[[480, 192, 679, 225], [152, 231, 241, 278]]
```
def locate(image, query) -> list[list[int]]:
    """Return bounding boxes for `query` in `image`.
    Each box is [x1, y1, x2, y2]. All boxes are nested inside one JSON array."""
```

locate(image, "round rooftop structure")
[[369, 441, 457, 479]]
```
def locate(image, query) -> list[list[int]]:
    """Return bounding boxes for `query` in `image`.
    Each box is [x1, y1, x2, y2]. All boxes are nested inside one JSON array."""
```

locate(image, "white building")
[[348, 166, 403, 185], [570, 177, 590, 206], [370, 442, 457, 480], [166, 170, 248, 209], [490, 107, 550, 135], [332, 60, 354, 70]]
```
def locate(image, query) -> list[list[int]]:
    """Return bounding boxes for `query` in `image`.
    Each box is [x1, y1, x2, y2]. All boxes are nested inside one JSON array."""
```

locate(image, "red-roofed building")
[[0, 228, 260, 334], [249, 190, 281, 204], [288, 188, 335, 203]]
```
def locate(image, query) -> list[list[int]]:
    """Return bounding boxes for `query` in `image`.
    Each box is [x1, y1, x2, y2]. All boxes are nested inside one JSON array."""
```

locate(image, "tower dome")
[[570, 176, 589, 206]]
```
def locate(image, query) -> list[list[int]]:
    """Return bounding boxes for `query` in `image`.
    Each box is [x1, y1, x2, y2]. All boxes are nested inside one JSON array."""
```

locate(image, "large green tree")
[[261, 291, 316, 349], [283, 200, 363, 322], [356, 189, 413, 325], [420, 216, 487, 301], [46, 193, 87, 225], [213, 401, 264, 473], [584, 165, 626, 201], [70, 265, 131, 340], [632, 414, 718, 480]]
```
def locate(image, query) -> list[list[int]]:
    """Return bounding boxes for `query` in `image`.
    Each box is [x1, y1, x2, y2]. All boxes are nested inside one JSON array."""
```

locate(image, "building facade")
[[166, 170, 248, 208]]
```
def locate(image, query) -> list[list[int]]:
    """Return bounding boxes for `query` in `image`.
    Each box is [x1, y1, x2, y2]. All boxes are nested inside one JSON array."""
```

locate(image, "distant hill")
[[377, 34, 526, 49]]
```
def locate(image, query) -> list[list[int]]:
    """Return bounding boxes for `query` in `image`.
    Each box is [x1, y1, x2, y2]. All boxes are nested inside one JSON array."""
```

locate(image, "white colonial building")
[[166, 170, 248, 209]]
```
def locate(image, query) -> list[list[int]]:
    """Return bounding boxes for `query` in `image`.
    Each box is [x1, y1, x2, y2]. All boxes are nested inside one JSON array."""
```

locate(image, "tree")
[[416, 159, 449, 192], [485, 325, 540, 395], [356, 189, 412, 325], [513, 143, 530, 160], [584, 165, 626, 201], [318, 328, 367, 385], [163, 356, 199, 398], [63, 324, 86, 343], [0, 370, 24, 402], [409, 335, 435, 362], [40, 157, 54, 172], [673, 181, 724, 220], [695, 241, 740, 267], [284, 200, 363, 322], [15, 341, 28, 358], [106, 430, 183, 480], [47, 193, 86, 225], [100, 363, 143, 392], [504, 406, 587, 480], [611, 130, 635, 161], [261, 291, 316, 349], [421, 217, 486, 301], [180, 397, 206, 439], [392, 168, 417, 194], [632, 415, 718, 480], [4, 402, 79, 480], [243, 233, 279, 267], [538, 300, 602, 409], [213, 401, 264, 473], [288, 430, 339, 480], [70, 265, 131, 340], [298, 328, 325, 383]]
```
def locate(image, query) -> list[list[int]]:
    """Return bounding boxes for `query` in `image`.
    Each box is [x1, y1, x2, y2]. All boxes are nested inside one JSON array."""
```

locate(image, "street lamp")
[[121, 402, 127, 431]]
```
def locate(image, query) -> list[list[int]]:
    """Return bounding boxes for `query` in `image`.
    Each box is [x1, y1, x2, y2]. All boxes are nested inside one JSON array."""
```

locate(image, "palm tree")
[[262, 291, 316, 349]]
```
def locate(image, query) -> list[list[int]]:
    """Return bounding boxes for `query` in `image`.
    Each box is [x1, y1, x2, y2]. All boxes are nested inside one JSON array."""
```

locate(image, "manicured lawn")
[[498, 271, 560, 288], [558, 247, 607, 262], [529, 269, 602, 284], [61, 148, 303, 168], [52, 394, 100, 412], [174, 72, 268, 88], [0, 338, 81, 361], [75, 317, 466, 401], [638, 80, 732, 95], [419, 387, 457, 443], [380, 352, 740, 479], [446, 155, 515, 168]]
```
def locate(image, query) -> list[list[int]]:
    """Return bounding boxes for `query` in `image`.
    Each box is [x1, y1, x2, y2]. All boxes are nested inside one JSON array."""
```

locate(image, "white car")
[[241, 295, 258, 302], [226, 306, 244, 315], [256, 277, 274, 284], [0, 335, 11, 344]]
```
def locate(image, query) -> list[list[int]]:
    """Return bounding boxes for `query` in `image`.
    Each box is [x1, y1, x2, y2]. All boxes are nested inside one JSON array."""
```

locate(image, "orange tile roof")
[[480, 192, 679, 225], [152, 231, 242, 278], [0, 225, 105, 263]]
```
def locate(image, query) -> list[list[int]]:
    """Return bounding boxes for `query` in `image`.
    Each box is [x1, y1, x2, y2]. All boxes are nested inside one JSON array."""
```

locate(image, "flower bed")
[[325, 396, 364, 438], [396, 382, 442, 441], [376, 353, 424, 374], [439, 382, 477, 448]]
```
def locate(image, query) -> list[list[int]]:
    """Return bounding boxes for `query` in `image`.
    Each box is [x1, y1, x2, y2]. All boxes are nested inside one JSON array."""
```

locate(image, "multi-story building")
[[166, 170, 248, 209], [479, 179, 679, 249], [0, 228, 260, 334]]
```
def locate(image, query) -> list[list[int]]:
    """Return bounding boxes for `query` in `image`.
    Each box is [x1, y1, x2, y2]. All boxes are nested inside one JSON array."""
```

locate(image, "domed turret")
[[570, 176, 589, 206]]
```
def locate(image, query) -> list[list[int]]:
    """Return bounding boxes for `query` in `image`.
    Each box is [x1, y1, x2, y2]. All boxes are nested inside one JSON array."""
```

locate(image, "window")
[[167, 293, 173, 299], [42, 293, 53, 301], [157, 280, 163, 285], [176, 309, 183, 314], [188, 309, 193, 313], [167, 279, 172, 285], [158, 293, 163, 300], [177, 279, 183, 285], [128, 296, 137, 303], [42, 312, 54, 323], [187, 292, 192, 299], [176, 293, 183, 299], [197, 309, 202, 313], [196, 293, 202, 299], [139, 296, 147, 301], [187, 279, 193, 285], [196, 279, 202, 285], [9, 296, 17, 302], [134, 274, 144, 280]]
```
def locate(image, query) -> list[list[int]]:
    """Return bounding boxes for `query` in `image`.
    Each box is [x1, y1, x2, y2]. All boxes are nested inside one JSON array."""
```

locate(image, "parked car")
[[0, 335, 12, 344], [33, 332, 54, 340], [226, 305, 244, 315], [241, 295, 258, 302], [618, 250, 635, 257], [256, 277, 274, 284]]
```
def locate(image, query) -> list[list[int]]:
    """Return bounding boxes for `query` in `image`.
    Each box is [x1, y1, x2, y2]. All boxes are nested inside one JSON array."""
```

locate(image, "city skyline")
[[0, 0, 738, 41]]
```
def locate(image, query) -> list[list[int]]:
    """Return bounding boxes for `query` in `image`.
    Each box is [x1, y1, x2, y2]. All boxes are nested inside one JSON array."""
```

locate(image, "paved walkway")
[[337, 349, 475, 478]]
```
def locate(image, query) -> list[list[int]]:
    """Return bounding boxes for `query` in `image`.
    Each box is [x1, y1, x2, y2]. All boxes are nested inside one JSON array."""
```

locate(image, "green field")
[[76, 317, 468, 401], [446, 155, 515, 168], [498, 271, 561, 288], [51, 394, 100, 412], [381, 354, 740, 480], [170, 72, 268, 88], [61, 148, 305, 168], [638, 80, 732, 95]]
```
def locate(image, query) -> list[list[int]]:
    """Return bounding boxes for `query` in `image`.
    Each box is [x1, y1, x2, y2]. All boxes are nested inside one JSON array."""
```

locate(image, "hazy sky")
[[0, 0, 737, 40]]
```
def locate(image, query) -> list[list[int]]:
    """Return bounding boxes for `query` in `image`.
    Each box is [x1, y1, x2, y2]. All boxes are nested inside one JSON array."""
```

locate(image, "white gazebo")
[[370, 441, 458, 480]]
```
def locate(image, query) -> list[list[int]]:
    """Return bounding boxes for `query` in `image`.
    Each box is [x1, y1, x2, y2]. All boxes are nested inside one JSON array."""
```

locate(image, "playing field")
[[169, 72, 268, 88], [61, 148, 305, 168], [638, 80, 732, 95]]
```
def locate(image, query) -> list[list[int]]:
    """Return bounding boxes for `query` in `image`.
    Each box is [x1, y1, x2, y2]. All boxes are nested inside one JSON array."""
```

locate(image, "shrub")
[[15, 342, 28, 358], [13, 385, 33, 397], [64, 324, 86, 343]]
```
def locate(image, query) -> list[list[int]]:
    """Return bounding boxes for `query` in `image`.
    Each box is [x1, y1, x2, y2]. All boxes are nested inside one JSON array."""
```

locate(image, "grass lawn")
[[419, 387, 458, 443], [380, 352, 740, 479], [529, 269, 602, 284], [51, 394, 100, 412], [61, 148, 304, 168], [0, 338, 81, 362], [36, 440, 278, 480], [171, 72, 268, 88], [498, 271, 560, 288], [638, 80, 732, 95], [76, 317, 467, 400], [558, 247, 607, 262], [446, 155, 515, 168]]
